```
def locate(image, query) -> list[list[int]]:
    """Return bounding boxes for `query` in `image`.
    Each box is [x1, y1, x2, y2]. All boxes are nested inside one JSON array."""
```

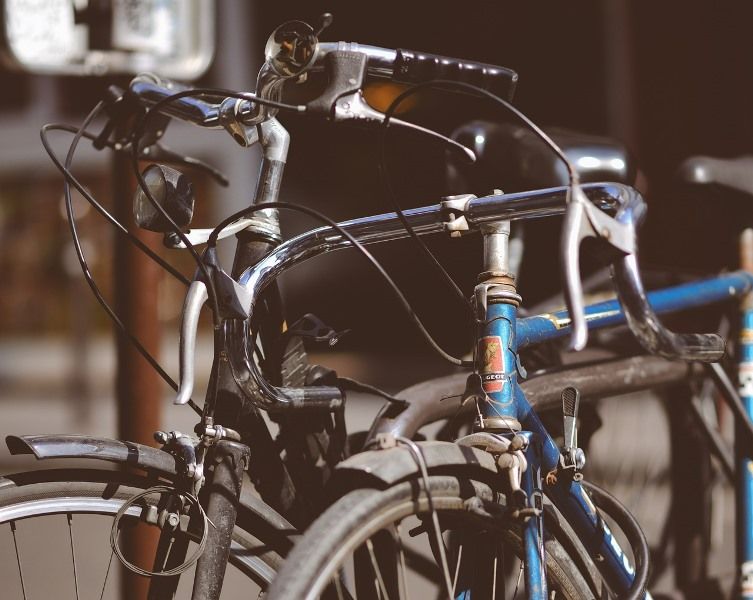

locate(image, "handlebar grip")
[[393, 49, 518, 100], [612, 255, 726, 362]]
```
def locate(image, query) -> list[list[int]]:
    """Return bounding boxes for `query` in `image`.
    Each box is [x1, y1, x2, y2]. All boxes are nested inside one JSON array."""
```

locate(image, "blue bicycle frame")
[[469, 268, 753, 599]]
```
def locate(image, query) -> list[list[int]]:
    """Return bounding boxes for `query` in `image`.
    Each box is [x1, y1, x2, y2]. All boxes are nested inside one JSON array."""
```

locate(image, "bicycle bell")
[[133, 164, 195, 232], [264, 14, 333, 78]]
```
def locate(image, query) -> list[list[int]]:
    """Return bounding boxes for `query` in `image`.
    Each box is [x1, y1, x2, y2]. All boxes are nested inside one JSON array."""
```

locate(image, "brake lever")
[[333, 91, 476, 163], [307, 49, 475, 162], [175, 280, 208, 405], [140, 142, 229, 187], [560, 183, 636, 351]]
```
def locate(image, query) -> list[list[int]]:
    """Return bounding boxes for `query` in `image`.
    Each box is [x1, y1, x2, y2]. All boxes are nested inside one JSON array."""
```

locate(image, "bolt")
[[166, 512, 180, 529], [154, 431, 169, 445], [601, 227, 611, 239]]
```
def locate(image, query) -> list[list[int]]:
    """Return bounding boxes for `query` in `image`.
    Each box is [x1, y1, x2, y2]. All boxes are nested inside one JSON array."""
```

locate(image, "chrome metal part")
[[264, 21, 319, 78], [237, 184, 627, 314], [481, 220, 512, 275], [456, 431, 512, 454], [559, 386, 586, 479], [441, 194, 474, 237], [561, 183, 637, 351], [477, 416, 523, 432], [561, 386, 580, 452], [129, 74, 223, 127], [176, 281, 208, 405], [219, 181, 718, 409], [457, 431, 528, 501], [168, 217, 272, 248], [166, 118, 288, 248]]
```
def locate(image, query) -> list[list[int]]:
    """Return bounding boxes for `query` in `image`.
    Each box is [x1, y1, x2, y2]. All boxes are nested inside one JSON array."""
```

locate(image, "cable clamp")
[[440, 194, 475, 237]]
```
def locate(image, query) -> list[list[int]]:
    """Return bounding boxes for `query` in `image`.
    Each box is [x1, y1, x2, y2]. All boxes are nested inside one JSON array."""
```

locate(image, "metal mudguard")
[[332, 440, 499, 492], [5, 434, 296, 540], [7, 434, 179, 475]]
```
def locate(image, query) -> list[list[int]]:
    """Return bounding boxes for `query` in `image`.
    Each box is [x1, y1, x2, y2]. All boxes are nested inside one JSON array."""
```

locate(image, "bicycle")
[[254, 32, 753, 600], [1, 13, 749, 600], [0, 14, 527, 600]]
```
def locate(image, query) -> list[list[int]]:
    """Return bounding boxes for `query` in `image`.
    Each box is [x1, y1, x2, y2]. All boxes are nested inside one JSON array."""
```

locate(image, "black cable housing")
[[582, 480, 650, 600]]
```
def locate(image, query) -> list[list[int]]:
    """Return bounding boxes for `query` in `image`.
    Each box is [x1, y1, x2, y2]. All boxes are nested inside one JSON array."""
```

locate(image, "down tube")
[[518, 388, 650, 598]]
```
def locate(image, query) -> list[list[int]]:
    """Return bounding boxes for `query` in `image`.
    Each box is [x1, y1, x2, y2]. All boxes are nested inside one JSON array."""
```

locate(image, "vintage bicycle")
[[0, 14, 751, 600]]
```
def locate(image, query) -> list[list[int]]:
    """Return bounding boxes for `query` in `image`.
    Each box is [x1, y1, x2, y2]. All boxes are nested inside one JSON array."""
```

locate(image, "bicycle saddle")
[[678, 155, 753, 197], [448, 120, 636, 192]]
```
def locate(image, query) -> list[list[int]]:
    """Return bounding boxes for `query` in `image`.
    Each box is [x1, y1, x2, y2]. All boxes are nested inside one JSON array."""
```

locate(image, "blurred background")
[[0, 1, 752, 595]]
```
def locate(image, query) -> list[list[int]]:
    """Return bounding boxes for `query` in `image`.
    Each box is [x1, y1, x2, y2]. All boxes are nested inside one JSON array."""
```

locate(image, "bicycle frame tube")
[[472, 225, 652, 600], [738, 230, 753, 599], [518, 270, 753, 348]]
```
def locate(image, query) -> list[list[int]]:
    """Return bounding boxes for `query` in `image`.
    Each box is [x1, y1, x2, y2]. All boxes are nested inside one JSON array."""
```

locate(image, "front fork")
[[191, 440, 250, 600]]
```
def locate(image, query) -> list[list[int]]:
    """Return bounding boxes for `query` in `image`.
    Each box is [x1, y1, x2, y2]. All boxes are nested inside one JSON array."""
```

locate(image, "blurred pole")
[[603, 0, 637, 151], [212, 1, 260, 266], [112, 148, 161, 600]]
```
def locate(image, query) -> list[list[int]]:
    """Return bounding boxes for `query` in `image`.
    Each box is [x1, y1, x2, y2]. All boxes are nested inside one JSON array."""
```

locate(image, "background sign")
[[0, 0, 215, 79]]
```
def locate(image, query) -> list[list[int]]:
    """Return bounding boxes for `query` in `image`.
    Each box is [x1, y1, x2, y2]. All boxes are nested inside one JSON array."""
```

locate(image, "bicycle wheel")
[[266, 474, 600, 600], [0, 469, 286, 599]]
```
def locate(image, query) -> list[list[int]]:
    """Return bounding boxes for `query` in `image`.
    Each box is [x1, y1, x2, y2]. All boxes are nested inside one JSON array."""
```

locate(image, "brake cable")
[[42, 103, 202, 416]]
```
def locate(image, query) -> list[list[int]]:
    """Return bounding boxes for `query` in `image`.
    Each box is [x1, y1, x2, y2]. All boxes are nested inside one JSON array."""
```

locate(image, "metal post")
[[112, 150, 162, 600]]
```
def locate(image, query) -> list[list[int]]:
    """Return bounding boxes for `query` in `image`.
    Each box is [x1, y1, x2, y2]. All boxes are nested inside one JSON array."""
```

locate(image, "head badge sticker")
[[479, 335, 505, 393]]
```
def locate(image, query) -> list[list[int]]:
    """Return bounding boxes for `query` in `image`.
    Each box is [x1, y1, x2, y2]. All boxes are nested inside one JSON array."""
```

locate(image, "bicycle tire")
[[0, 469, 286, 599], [266, 474, 601, 600]]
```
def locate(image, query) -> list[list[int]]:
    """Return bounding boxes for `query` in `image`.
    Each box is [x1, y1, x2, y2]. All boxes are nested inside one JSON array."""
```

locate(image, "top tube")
[[517, 270, 753, 348]]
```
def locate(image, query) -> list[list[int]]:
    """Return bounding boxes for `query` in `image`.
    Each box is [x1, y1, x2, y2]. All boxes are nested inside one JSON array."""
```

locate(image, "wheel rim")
[[0, 481, 271, 599]]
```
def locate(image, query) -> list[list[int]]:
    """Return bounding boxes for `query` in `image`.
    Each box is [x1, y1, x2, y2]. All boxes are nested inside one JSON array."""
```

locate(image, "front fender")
[[7, 434, 178, 475], [5, 434, 296, 545], [332, 440, 499, 493]]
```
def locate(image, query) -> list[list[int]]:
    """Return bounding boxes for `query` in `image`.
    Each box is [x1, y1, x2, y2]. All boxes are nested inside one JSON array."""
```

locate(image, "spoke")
[[492, 547, 498, 599], [334, 571, 346, 600], [99, 549, 115, 600], [366, 538, 391, 600], [395, 525, 408, 600], [452, 544, 463, 596], [10, 521, 28, 600], [512, 561, 524, 600], [67, 513, 81, 600]]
